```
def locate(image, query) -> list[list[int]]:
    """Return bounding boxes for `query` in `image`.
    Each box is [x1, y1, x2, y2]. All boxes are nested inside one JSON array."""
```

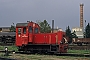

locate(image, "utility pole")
[[85, 20, 86, 38]]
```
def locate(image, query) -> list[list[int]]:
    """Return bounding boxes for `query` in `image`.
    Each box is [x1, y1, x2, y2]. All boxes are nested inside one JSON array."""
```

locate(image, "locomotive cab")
[[16, 22, 40, 46], [16, 23, 28, 46]]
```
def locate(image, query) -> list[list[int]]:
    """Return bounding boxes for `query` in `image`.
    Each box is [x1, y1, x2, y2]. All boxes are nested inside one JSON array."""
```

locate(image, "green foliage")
[[10, 23, 16, 32], [65, 26, 72, 43], [85, 23, 90, 38], [0, 45, 18, 52], [39, 20, 51, 33], [65, 26, 78, 44], [68, 50, 90, 54]]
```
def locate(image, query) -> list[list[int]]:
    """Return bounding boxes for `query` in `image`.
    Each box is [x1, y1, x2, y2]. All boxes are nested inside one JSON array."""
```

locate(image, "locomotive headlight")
[[18, 35, 20, 37]]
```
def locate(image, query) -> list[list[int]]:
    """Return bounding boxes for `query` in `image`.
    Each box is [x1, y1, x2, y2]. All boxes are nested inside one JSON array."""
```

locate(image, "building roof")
[[0, 27, 10, 29]]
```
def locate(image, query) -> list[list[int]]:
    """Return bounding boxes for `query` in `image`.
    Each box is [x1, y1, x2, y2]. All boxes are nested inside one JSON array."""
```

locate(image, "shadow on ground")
[[0, 57, 16, 60]]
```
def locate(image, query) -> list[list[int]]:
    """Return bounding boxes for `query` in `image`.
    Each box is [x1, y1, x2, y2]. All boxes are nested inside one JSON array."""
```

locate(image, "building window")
[[0, 28, 2, 32]]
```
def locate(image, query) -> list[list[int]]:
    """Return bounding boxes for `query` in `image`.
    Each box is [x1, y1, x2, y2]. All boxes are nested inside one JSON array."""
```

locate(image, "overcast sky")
[[0, 0, 90, 31]]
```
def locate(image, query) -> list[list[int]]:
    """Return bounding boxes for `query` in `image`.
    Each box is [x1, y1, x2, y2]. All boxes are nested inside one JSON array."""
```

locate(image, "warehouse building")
[[0, 27, 10, 32], [72, 27, 84, 38]]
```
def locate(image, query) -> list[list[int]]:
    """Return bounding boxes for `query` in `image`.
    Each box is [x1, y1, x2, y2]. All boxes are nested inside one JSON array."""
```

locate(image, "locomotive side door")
[[16, 28, 22, 46], [28, 26, 33, 43], [21, 27, 28, 45]]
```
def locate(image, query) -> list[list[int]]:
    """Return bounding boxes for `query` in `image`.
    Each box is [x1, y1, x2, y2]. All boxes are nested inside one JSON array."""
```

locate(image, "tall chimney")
[[80, 3, 84, 27]]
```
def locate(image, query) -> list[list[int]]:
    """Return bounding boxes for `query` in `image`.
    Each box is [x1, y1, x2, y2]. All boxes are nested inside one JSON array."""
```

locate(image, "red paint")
[[34, 34, 45, 44], [16, 28, 22, 46], [16, 21, 68, 53]]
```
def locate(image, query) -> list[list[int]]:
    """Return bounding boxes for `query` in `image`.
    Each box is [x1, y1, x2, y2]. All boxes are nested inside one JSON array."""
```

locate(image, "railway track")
[[0, 50, 90, 57], [0, 42, 14, 46], [0, 57, 16, 60], [68, 44, 90, 50]]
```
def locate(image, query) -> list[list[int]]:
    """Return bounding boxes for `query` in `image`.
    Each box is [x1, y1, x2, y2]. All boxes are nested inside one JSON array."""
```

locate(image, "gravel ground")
[[0, 53, 90, 60]]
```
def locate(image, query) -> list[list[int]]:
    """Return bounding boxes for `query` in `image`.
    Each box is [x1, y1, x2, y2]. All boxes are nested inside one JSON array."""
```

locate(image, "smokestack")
[[80, 3, 84, 27], [52, 20, 54, 33]]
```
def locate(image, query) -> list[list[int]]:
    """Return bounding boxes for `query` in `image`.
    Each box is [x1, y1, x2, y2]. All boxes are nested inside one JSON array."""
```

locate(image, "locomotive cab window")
[[29, 26, 32, 33], [18, 28, 21, 34], [23, 27, 26, 34], [35, 28, 38, 33]]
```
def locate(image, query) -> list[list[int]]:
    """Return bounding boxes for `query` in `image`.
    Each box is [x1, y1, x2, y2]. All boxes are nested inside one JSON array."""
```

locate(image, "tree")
[[65, 26, 78, 43], [66, 26, 71, 36], [39, 20, 51, 33], [10, 23, 16, 32], [65, 26, 72, 43], [85, 23, 90, 38]]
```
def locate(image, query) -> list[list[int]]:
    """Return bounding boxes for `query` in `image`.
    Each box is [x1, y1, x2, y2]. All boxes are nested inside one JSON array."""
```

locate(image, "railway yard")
[[0, 22, 90, 60], [1, 0, 90, 60], [0, 44, 90, 60], [0, 32, 90, 60]]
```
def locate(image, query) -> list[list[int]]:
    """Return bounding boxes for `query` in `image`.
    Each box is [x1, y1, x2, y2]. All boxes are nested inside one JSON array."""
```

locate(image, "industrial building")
[[0, 27, 10, 32], [72, 3, 84, 38], [72, 27, 84, 38]]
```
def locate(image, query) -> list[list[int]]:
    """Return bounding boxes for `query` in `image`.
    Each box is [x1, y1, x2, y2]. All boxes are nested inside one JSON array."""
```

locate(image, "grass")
[[68, 50, 90, 54], [0, 45, 18, 52]]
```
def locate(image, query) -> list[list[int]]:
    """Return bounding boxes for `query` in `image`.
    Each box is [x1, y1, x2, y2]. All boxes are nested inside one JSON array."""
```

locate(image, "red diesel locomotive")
[[16, 21, 68, 54]]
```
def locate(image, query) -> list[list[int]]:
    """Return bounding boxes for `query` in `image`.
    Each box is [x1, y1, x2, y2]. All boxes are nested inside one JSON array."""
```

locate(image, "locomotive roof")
[[16, 23, 28, 27]]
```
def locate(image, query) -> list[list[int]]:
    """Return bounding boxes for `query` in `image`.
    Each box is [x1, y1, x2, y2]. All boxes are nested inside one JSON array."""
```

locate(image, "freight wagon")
[[72, 38, 90, 45], [0, 32, 15, 44]]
